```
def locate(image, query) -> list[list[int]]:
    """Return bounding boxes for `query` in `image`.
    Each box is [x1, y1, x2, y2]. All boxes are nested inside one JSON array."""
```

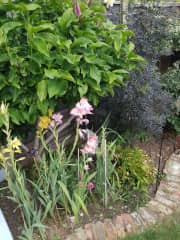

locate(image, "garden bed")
[[0, 130, 177, 240]]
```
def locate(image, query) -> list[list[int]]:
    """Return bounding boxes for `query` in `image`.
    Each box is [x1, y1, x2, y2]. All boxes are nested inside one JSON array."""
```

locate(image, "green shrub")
[[112, 146, 155, 205], [161, 61, 180, 132], [0, 0, 143, 128]]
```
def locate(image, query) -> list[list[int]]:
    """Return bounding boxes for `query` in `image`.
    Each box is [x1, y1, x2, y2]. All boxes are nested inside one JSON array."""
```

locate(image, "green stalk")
[[68, 123, 79, 161]]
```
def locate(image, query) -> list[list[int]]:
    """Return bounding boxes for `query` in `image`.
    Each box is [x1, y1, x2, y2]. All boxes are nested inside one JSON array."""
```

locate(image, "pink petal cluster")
[[70, 97, 93, 120], [87, 182, 95, 190], [74, 0, 81, 17], [49, 112, 63, 128], [81, 133, 98, 155]]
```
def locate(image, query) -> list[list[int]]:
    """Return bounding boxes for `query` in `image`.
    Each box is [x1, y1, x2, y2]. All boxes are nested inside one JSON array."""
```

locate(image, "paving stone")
[[66, 233, 79, 240], [84, 224, 94, 240], [166, 174, 180, 183], [74, 227, 87, 240], [138, 207, 157, 224], [130, 212, 146, 227], [156, 190, 180, 204], [169, 154, 180, 163], [104, 219, 117, 240], [165, 159, 180, 176], [147, 200, 173, 216], [166, 181, 180, 190], [91, 221, 106, 240], [121, 213, 137, 233], [113, 215, 126, 238], [155, 194, 177, 209], [158, 181, 180, 193]]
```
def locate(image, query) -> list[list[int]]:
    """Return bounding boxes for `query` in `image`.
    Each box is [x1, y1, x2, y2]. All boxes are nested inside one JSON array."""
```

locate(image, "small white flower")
[[104, 0, 115, 8], [79, 212, 84, 217], [84, 164, 90, 171], [87, 157, 93, 162]]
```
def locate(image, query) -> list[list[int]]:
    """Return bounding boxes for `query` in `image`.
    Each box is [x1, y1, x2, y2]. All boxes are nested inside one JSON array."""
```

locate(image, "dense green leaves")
[[0, 0, 143, 129], [37, 80, 48, 102]]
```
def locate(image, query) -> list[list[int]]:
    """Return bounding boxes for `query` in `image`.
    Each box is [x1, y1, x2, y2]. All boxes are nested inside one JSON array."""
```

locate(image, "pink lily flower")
[[81, 133, 98, 155], [70, 97, 93, 119], [49, 112, 63, 128]]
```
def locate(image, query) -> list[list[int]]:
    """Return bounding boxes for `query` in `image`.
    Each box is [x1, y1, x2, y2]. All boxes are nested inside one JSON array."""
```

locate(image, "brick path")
[[65, 152, 180, 240]]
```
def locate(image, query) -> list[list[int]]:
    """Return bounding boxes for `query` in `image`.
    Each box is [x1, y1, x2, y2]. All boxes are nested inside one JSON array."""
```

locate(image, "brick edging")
[[65, 152, 180, 240]]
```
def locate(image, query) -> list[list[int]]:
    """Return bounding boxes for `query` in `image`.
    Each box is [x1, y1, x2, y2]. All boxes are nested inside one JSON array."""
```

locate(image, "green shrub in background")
[[161, 61, 180, 132], [0, 0, 143, 129]]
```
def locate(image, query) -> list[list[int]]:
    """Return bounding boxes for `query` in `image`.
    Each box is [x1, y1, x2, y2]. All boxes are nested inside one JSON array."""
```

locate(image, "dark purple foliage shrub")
[[94, 3, 174, 134], [95, 63, 172, 134]]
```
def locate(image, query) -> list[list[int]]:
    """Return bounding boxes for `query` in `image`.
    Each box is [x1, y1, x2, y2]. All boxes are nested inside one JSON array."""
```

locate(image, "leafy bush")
[[161, 61, 180, 132], [0, 0, 143, 128], [127, 4, 173, 59], [95, 63, 172, 134], [112, 146, 155, 205]]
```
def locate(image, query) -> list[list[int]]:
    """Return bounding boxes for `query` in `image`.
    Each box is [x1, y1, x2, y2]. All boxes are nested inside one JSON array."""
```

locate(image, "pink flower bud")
[[87, 182, 95, 190], [74, 0, 81, 17]]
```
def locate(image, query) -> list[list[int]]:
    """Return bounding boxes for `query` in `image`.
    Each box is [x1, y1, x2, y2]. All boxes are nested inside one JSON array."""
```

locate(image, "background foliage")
[[95, 2, 179, 134]]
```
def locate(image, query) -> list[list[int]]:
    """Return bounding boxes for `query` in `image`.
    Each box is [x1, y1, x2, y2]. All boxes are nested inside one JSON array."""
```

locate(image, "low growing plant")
[[112, 146, 155, 206]]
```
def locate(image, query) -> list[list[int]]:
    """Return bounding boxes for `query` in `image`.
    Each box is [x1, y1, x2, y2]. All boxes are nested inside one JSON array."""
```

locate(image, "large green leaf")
[[37, 80, 48, 102], [48, 79, 68, 98], [32, 23, 54, 33], [0, 53, 9, 63], [37, 100, 49, 115], [84, 54, 96, 63], [127, 42, 135, 54], [45, 69, 75, 82], [90, 41, 108, 49], [107, 71, 116, 84], [90, 65, 101, 84], [9, 108, 21, 124], [114, 33, 122, 53], [58, 8, 76, 31], [33, 37, 49, 57], [78, 84, 88, 97], [15, 3, 41, 12], [72, 37, 92, 48], [63, 54, 82, 64], [86, 78, 101, 92], [0, 21, 22, 34]]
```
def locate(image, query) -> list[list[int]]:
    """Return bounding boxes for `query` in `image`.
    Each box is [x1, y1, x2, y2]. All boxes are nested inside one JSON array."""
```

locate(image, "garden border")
[[65, 151, 180, 240]]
